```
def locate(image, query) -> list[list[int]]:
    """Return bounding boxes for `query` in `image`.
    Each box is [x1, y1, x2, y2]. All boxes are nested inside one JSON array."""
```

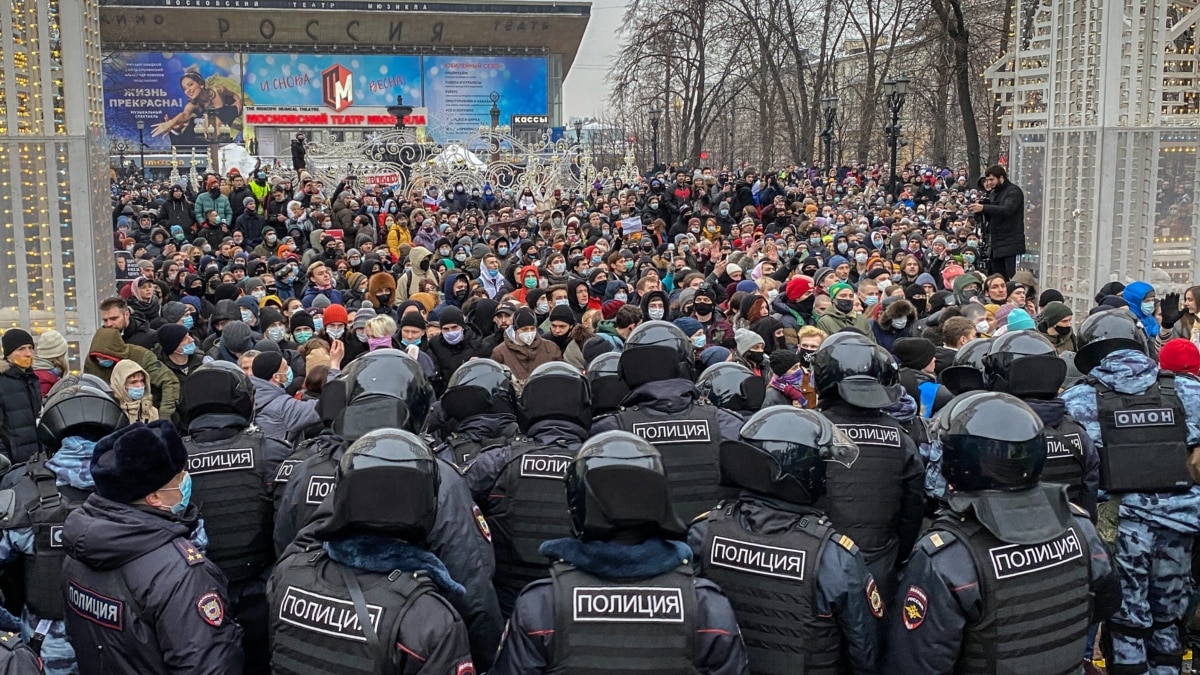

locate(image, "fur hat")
[[91, 421, 188, 504]]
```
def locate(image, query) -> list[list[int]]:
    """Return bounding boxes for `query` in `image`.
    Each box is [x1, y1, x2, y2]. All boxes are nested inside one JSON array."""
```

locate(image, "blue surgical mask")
[[181, 315, 194, 329], [267, 326, 286, 342], [537, 301, 549, 314], [181, 341, 197, 356], [126, 386, 145, 401], [891, 317, 908, 330], [555, 299, 569, 307], [97, 358, 115, 369], [693, 334, 707, 349], [327, 326, 345, 340], [169, 473, 192, 516], [864, 295, 878, 306], [401, 338, 420, 347], [497, 247, 508, 256], [486, 268, 500, 278], [313, 316, 324, 332], [240, 309, 254, 323], [614, 293, 627, 302], [281, 367, 294, 388], [1141, 301, 1156, 316]]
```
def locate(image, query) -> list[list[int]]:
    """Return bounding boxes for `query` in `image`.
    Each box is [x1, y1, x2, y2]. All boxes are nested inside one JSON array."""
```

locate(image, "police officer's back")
[[268, 429, 475, 674], [493, 431, 749, 675], [592, 321, 745, 523], [982, 331, 1100, 518], [689, 407, 882, 674], [62, 421, 244, 674], [811, 334, 924, 599], [466, 362, 592, 615], [177, 361, 292, 674], [273, 349, 502, 670], [695, 362, 767, 423], [888, 392, 1118, 673], [0, 381, 127, 674], [585, 352, 628, 420], [435, 358, 521, 468]]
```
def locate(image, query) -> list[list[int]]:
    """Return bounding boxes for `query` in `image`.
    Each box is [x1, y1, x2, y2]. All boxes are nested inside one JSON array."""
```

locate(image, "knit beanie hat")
[[1039, 289, 1065, 308], [828, 282, 854, 300], [438, 307, 466, 329], [768, 348, 801, 376], [785, 276, 813, 302], [161, 301, 189, 326], [893, 337, 936, 370], [323, 304, 349, 326], [311, 294, 332, 311], [91, 421, 187, 504], [601, 300, 624, 320], [157, 324, 189, 355], [259, 307, 285, 330], [734, 328, 765, 356], [1006, 308, 1036, 331], [582, 336, 614, 364], [549, 304, 577, 326], [35, 329, 68, 360], [698, 346, 732, 370], [352, 306, 377, 330], [1159, 338, 1200, 376], [513, 307, 537, 329], [1040, 301, 1072, 328], [400, 311, 427, 331], [220, 321, 254, 354], [673, 317, 703, 338], [251, 351, 284, 380], [290, 311, 315, 332], [2, 329, 34, 358]]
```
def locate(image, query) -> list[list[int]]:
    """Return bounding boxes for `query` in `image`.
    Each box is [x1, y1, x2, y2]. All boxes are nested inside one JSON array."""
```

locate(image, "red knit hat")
[[785, 276, 814, 302], [323, 304, 349, 326], [601, 300, 624, 320], [1159, 338, 1200, 376]]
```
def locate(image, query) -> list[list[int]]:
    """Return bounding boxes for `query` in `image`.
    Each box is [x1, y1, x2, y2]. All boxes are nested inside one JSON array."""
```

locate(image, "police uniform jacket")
[[61, 494, 244, 675], [687, 496, 883, 674], [0, 633, 40, 675], [591, 379, 745, 442]]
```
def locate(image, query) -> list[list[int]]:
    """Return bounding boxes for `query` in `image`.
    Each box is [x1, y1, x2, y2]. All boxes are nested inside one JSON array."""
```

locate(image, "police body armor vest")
[[822, 411, 907, 562], [439, 426, 515, 468], [184, 430, 273, 582], [491, 438, 576, 603], [1093, 374, 1194, 493], [272, 434, 336, 515], [1038, 415, 1088, 505], [698, 504, 841, 675], [548, 561, 698, 675], [617, 402, 722, 523], [933, 511, 1091, 675], [281, 438, 341, 539], [13, 460, 89, 619], [271, 550, 439, 675]]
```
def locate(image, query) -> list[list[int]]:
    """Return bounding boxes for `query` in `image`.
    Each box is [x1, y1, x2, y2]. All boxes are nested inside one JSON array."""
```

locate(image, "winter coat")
[[427, 325, 485, 388], [490, 331, 562, 393], [396, 247, 439, 302], [386, 221, 411, 260], [0, 360, 41, 463], [250, 376, 320, 446], [110, 359, 159, 424], [980, 179, 1026, 258], [193, 190, 232, 226], [815, 305, 874, 340], [83, 328, 180, 420]]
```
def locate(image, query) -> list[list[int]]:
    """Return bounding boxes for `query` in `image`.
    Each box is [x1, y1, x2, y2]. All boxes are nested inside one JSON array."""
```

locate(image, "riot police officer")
[[268, 429, 475, 675], [888, 392, 1119, 673], [62, 420, 245, 673], [273, 349, 502, 670], [0, 633, 38, 675], [435, 358, 521, 467], [492, 431, 749, 674], [0, 382, 126, 674], [176, 361, 292, 674], [938, 337, 991, 395], [689, 407, 882, 674], [695, 362, 767, 421], [593, 321, 744, 523], [466, 362, 592, 615], [1062, 308, 1200, 673], [585, 352, 627, 419], [983, 330, 1099, 518], [811, 333, 925, 600]]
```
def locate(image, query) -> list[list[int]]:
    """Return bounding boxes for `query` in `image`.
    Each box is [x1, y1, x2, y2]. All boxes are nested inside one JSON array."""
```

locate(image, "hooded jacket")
[[815, 302, 874, 339], [110, 359, 159, 424], [511, 265, 541, 305], [0, 358, 41, 463], [84, 329, 180, 420], [396, 246, 438, 302], [250, 376, 320, 446], [871, 299, 919, 352]]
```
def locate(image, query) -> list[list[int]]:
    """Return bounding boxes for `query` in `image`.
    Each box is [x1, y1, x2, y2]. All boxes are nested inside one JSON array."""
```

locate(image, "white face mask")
[[975, 320, 990, 334], [648, 307, 665, 321], [518, 330, 537, 345]]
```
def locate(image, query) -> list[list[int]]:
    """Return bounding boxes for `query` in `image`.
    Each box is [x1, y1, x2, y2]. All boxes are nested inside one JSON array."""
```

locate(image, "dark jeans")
[[992, 255, 1018, 280]]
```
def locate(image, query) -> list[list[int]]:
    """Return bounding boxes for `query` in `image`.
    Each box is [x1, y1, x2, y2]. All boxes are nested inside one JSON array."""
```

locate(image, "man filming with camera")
[[967, 164, 1025, 280]]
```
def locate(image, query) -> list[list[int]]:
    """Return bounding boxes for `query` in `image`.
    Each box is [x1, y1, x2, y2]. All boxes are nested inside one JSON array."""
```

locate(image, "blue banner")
[[423, 56, 548, 141]]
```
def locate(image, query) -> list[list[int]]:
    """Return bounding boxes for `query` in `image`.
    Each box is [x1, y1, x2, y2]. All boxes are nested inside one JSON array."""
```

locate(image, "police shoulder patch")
[[174, 539, 205, 566], [455, 661, 475, 675], [196, 591, 224, 627], [834, 533, 856, 552], [865, 576, 884, 619], [902, 586, 927, 631], [919, 531, 957, 556], [472, 504, 492, 543]]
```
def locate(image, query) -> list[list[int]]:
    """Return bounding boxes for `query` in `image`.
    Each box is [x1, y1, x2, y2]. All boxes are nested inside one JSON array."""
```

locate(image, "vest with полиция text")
[[617, 402, 722, 524]]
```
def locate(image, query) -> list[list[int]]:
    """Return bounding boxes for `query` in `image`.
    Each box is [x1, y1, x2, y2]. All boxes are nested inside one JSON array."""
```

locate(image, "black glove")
[[1160, 292, 1183, 329]]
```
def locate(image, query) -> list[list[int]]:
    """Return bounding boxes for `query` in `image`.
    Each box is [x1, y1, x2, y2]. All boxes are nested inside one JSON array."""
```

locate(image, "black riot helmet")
[[520, 361, 593, 431], [1074, 307, 1149, 374], [319, 349, 434, 440], [935, 391, 1047, 492], [177, 361, 254, 427], [724, 407, 859, 505], [316, 429, 439, 542], [565, 430, 686, 542], [983, 331, 1066, 398], [811, 333, 902, 408], [37, 384, 127, 451], [618, 320, 695, 388], [46, 373, 113, 398], [586, 352, 628, 415], [696, 362, 766, 413], [939, 337, 992, 396], [440, 358, 516, 422]]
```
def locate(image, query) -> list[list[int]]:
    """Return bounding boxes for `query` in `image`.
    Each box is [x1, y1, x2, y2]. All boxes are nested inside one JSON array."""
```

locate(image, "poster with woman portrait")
[[103, 52, 245, 150]]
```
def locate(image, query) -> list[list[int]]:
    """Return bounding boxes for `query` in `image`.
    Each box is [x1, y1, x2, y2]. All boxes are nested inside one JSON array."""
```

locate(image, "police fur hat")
[[91, 421, 188, 504]]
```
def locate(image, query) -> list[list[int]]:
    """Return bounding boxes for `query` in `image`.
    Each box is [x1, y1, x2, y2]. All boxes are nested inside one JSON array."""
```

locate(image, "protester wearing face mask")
[[318, 303, 349, 344], [733, 328, 770, 384], [869, 297, 918, 352], [62, 421, 244, 672], [111, 359, 159, 423], [816, 282, 874, 338], [1036, 300, 1076, 355], [490, 307, 560, 395], [690, 287, 734, 348], [426, 307, 484, 390], [0, 329, 42, 463], [250, 345, 339, 445]]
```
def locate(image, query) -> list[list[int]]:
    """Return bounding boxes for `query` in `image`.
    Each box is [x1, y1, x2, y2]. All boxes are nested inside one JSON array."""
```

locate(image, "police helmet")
[[46, 373, 113, 398], [696, 362, 766, 413], [618, 320, 695, 388], [935, 391, 1046, 492], [723, 407, 859, 505], [1074, 308, 1149, 374], [317, 429, 439, 541], [37, 384, 127, 451], [440, 358, 516, 422], [319, 349, 434, 440], [566, 430, 686, 542], [811, 334, 902, 407], [939, 337, 992, 395], [177, 361, 254, 427], [520, 362, 592, 431], [586, 352, 628, 415], [983, 331, 1066, 398]]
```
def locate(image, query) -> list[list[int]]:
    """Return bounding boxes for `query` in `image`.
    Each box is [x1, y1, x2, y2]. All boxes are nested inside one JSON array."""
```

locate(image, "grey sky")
[[561, 1, 624, 120]]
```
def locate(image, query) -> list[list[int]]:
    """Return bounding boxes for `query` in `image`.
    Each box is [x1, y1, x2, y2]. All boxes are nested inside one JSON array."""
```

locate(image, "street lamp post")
[[648, 107, 662, 170], [489, 91, 501, 165], [574, 119, 583, 145], [820, 95, 838, 174], [136, 119, 147, 181], [882, 76, 909, 200]]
